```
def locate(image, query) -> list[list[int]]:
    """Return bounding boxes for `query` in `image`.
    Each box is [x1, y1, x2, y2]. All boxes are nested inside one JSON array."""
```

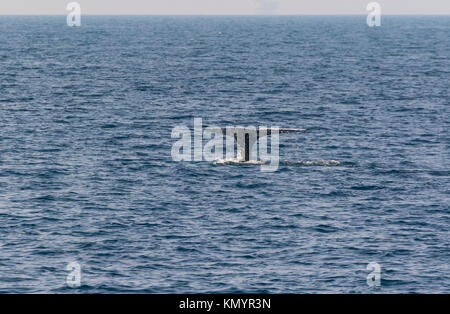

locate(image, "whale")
[[207, 127, 307, 162]]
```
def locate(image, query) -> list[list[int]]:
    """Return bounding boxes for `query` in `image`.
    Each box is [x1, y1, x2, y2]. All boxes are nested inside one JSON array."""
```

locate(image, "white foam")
[[212, 159, 340, 167], [283, 160, 341, 166], [212, 158, 265, 165]]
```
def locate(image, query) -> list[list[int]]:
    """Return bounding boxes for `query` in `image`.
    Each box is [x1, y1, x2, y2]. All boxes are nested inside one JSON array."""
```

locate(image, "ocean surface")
[[0, 16, 448, 293]]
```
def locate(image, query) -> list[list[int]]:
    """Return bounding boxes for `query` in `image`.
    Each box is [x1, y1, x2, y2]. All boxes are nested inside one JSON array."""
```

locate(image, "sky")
[[1, 0, 450, 15]]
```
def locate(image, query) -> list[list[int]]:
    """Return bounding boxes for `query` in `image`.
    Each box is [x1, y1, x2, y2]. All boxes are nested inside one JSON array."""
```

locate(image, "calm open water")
[[0, 16, 449, 293]]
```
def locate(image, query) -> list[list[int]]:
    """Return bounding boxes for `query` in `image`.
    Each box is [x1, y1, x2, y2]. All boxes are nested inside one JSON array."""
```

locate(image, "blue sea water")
[[0, 16, 449, 293]]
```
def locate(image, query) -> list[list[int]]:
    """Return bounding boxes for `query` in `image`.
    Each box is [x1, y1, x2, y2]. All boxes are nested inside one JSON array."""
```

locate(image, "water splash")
[[212, 159, 340, 167], [282, 160, 341, 167], [213, 158, 265, 165]]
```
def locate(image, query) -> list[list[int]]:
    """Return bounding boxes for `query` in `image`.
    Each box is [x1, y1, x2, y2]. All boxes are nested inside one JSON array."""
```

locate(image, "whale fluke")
[[216, 127, 306, 137], [205, 127, 306, 162]]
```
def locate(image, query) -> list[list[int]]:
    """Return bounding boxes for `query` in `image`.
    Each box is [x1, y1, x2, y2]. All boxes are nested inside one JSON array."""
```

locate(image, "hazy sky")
[[1, 0, 450, 15]]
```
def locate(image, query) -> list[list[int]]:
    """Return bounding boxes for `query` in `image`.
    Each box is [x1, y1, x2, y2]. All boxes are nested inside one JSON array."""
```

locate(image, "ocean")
[[0, 15, 448, 293]]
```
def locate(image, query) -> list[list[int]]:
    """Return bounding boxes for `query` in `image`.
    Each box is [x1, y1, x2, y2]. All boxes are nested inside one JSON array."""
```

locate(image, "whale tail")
[[206, 127, 306, 162]]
